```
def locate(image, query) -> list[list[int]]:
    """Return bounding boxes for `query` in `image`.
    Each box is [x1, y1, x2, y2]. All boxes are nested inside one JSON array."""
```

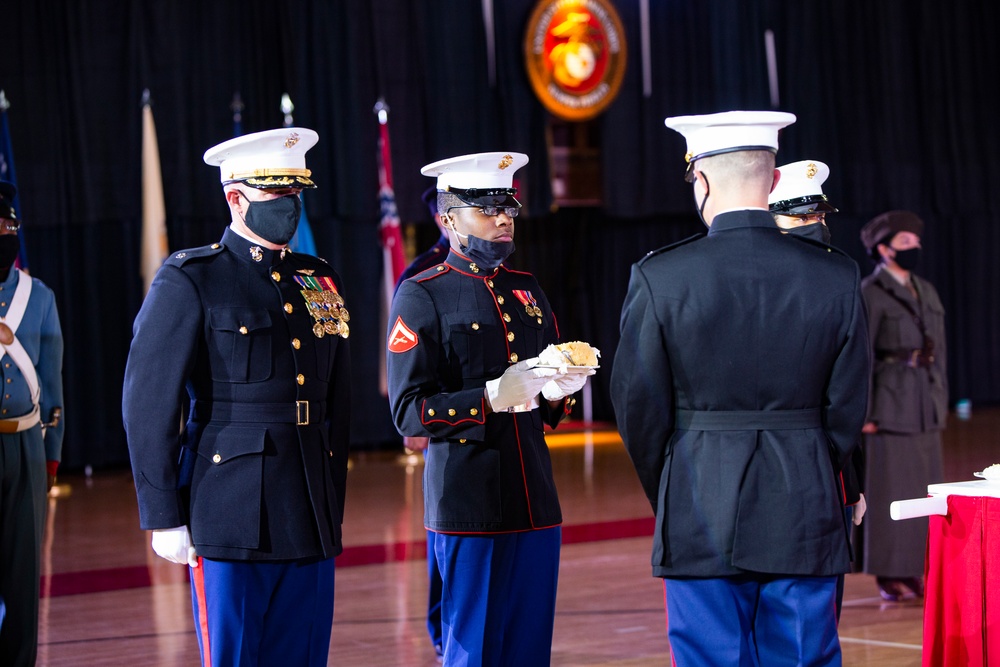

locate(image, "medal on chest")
[[512, 289, 543, 323], [294, 274, 351, 339]]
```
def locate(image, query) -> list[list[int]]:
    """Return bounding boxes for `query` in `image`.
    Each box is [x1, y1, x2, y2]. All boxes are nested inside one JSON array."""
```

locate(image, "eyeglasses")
[[447, 205, 520, 218], [0, 221, 20, 233]]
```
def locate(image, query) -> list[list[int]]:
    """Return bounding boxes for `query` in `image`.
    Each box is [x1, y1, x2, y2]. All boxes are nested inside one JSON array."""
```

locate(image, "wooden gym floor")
[[34, 408, 998, 666]]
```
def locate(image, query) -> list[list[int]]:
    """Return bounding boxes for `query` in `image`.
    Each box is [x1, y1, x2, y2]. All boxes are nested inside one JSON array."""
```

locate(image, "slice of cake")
[[537, 341, 601, 368]]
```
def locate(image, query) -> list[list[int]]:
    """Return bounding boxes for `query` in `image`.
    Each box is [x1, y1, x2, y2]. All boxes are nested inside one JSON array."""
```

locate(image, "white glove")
[[852, 493, 867, 526], [151, 526, 199, 567], [485, 361, 558, 411], [541, 370, 595, 401]]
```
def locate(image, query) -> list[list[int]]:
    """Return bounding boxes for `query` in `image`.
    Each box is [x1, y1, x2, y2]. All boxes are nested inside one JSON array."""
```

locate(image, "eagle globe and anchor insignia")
[[524, 0, 627, 121]]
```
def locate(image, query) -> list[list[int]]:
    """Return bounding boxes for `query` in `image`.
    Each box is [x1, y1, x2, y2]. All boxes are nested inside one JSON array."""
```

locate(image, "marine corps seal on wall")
[[524, 0, 627, 121]]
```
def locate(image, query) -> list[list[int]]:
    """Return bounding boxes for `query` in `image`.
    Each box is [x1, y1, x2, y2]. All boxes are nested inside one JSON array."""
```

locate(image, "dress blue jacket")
[[123, 227, 351, 561], [388, 250, 566, 534]]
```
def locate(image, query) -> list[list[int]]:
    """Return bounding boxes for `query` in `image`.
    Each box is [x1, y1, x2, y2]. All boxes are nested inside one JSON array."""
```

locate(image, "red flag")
[[375, 101, 407, 396], [377, 121, 406, 302]]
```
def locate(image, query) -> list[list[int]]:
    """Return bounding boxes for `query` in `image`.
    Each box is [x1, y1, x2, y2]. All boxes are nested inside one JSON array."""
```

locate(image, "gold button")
[[1, 409, 6, 415], [470, 408, 479, 416], [212, 454, 222, 464], [510, 353, 518, 363], [271, 271, 281, 281], [284, 302, 293, 313], [448, 409, 456, 416], [428, 409, 436, 416], [239, 326, 248, 335], [507, 332, 515, 341], [5, 378, 11, 384], [3, 394, 8, 399], [296, 374, 305, 385], [497, 296, 505, 305], [0, 302, 6, 307], [211, 243, 221, 249], [292, 338, 301, 349], [537, 317, 543, 324], [459, 439, 467, 444], [503, 313, 511, 322], [329, 450, 333, 457], [472, 322, 480, 330], [436, 265, 445, 272], [470, 263, 480, 273], [487, 279, 494, 288], [3, 363, 8, 368]]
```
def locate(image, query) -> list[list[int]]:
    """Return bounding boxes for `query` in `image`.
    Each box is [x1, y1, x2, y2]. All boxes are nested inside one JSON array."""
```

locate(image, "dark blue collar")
[[222, 227, 286, 267], [708, 209, 779, 235]]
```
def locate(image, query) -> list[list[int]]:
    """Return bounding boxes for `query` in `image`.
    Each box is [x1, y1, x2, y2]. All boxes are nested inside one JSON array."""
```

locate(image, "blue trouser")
[[427, 530, 444, 655], [190, 557, 335, 667], [435, 527, 561, 667], [665, 574, 841, 667]]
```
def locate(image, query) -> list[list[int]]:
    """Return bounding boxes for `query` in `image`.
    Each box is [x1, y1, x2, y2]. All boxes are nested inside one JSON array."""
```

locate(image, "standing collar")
[[444, 248, 502, 277], [222, 226, 287, 266], [708, 208, 779, 234]]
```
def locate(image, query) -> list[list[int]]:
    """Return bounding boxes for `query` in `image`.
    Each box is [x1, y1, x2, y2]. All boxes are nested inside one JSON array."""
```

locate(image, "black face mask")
[[242, 193, 301, 245], [0, 235, 20, 274], [786, 221, 831, 245], [461, 234, 515, 270], [892, 247, 921, 271]]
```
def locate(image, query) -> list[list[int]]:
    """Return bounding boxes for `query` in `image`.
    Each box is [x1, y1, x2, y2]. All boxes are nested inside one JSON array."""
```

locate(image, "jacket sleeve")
[[36, 283, 65, 463], [825, 270, 872, 471], [861, 283, 882, 423], [387, 279, 489, 442], [611, 264, 674, 511], [122, 264, 202, 530]]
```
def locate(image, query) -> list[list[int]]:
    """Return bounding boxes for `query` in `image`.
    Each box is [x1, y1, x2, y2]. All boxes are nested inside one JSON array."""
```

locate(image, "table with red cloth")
[[922, 484, 1000, 667]]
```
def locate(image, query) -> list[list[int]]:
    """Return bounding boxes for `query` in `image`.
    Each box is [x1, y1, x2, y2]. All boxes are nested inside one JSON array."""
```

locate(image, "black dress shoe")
[[899, 576, 924, 597], [876, 577, 905, 602]]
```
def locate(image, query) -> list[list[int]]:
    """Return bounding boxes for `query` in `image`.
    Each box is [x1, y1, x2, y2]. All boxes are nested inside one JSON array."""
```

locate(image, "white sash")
[[0, 269, 41, 406]]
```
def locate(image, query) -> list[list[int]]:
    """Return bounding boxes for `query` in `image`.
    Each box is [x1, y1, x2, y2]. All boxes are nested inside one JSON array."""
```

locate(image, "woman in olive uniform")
[[857, 210, 947, 602]]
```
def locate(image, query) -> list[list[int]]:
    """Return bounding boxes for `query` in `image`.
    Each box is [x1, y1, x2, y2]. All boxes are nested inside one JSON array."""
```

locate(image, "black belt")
[[876, 349, 933, 368], [675, 408, 821, 430], [191, 400, 327, 426]]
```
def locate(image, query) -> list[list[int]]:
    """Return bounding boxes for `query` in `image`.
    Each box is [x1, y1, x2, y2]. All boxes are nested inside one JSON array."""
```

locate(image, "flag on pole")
[[279, 93, 318, 256], [374, 99, 407, 396], [0, 90, 29, 271], [140, 90, 168, 296], [375, 100, 406, 305]]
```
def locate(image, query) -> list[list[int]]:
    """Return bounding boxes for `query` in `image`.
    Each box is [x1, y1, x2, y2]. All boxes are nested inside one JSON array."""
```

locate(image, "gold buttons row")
[[427, 407, 480, 417]]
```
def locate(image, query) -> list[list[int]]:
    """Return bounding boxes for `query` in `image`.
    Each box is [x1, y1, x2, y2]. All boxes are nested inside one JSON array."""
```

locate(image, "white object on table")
[[890, 477, 1000, 520]]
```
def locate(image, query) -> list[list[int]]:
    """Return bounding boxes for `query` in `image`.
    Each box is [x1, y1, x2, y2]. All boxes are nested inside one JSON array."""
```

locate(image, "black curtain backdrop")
[[1, 0, 995, 470]]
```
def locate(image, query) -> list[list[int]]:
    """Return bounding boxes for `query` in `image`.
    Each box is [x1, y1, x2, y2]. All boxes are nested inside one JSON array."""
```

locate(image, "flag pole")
[[140, 89, 168, 296]]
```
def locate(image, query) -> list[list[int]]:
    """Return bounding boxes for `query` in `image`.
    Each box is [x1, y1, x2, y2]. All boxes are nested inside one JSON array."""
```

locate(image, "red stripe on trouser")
[[192, 558, 212, 667]]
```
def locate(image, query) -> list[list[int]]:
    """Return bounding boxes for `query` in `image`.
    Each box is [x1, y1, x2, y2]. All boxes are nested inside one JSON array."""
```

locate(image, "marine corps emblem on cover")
[[294, 275, 350, 338]]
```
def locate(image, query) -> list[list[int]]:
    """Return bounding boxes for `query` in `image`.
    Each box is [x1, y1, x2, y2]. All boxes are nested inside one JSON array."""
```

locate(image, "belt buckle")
[[296, 400, 309, 426], [907, 349, 921, 368]]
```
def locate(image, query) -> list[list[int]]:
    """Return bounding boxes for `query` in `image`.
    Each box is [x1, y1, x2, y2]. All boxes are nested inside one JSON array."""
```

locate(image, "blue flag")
[[0, 91, 28, 270]]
